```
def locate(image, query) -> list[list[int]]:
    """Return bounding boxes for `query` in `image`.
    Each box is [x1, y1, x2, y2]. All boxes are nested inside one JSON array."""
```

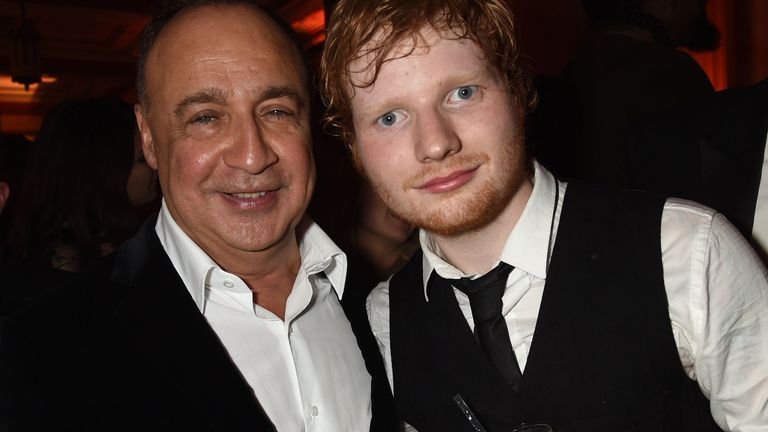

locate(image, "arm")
[[662, 199, 768, 431]]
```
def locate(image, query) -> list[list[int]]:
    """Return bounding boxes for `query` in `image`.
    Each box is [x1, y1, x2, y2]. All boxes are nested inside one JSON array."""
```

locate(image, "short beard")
[[367, 134, 529, 238], [417, 166, 520, 236]]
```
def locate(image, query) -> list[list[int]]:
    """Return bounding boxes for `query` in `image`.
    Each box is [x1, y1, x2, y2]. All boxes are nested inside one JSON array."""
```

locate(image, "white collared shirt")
[[156, 202, 372, 431], [751, 130, 768, 255], [367, 162, 768, 431]]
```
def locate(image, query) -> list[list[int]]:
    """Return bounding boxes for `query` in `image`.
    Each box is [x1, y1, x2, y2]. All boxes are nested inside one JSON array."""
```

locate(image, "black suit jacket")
[[627, 78, 768, 246], [0, 217, 394, 431]]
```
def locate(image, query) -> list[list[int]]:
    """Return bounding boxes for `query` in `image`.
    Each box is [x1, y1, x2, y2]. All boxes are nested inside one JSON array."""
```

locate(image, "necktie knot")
[[452, 262, 513, 297], [453, 263, 514, 322]]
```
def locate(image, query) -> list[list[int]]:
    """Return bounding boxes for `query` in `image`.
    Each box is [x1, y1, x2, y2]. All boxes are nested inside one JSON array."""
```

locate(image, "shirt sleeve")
[[662, 199, 768, 431]]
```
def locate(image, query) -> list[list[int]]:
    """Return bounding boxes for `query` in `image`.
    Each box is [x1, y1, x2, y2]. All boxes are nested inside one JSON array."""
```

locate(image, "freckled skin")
[[135, 5, 314, 276], [349, 26, 531, 238]]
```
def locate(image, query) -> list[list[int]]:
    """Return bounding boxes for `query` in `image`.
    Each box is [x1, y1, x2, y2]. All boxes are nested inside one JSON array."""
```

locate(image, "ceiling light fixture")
[[9, 0, 42, 91]]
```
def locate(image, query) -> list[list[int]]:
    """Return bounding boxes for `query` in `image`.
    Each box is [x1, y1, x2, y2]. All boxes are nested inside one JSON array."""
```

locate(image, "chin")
[[405, 165, 526, 237], [400, 190, 508, 237]]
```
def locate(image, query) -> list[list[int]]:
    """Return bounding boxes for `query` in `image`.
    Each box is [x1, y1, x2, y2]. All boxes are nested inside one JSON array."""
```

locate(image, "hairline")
[[136, 1, 307, 115]]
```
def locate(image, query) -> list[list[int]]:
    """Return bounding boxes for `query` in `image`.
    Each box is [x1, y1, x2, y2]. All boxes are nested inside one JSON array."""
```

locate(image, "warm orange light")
[[292, 9, 325, 35], [0, 74, 57, 88], [0, 74, 57, 103]]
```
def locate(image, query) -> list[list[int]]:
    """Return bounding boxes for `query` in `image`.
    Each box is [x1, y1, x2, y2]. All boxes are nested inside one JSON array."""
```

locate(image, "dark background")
[[0, 0, 765, 138]]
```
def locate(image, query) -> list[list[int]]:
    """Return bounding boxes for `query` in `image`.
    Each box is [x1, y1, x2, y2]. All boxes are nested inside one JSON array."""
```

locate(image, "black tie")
[[451, 262, 522, 390]]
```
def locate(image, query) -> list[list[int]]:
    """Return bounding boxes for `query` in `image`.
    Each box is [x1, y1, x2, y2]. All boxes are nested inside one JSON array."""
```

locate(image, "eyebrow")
[[173, 85, 305, 119], [259, 85, 306, 113], [260, 85, 302, 104], [174, 88, 227, 118], [437, 67, 494, 91], [358, 96, 406, 122]]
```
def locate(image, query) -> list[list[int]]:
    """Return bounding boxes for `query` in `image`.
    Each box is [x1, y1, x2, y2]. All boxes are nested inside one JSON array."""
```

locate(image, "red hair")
[[320, 0, 536, 147]]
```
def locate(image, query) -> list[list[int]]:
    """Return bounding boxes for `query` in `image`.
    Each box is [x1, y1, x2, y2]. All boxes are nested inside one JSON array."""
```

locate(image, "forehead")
[[348, 25, 488, 90], [348, 26, 490, 94], [145, 5, 306, 102]]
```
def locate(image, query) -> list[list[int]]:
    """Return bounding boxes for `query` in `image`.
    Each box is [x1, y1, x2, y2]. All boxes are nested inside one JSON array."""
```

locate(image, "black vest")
[[389, 182, 722, 432]]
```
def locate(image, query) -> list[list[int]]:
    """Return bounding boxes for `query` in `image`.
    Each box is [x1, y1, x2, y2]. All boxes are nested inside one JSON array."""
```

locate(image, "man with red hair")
[[320, 0, 768, 431]]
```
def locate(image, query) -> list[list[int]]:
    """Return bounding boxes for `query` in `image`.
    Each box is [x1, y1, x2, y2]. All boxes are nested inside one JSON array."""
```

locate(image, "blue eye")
[[378, 112, 398, 127], [448, 85, 478, 102]]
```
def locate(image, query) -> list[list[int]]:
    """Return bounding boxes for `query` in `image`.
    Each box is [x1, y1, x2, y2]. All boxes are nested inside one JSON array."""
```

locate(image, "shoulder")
[[661, 198, 722, 239], [661, 197, 764, 285], [564, 181, 667, 222], [661, 197, 742, 253]]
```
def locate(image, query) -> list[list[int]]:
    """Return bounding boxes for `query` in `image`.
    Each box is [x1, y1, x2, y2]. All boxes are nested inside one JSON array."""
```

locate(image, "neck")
[[209, 233, 302, 321], [431, 178, 533, 275]]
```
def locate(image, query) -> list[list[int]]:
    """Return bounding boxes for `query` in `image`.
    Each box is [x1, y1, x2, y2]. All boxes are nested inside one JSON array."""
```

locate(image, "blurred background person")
[[627, 76, 768, 262], [347, 181, 417, 286], [535, 0, 719, 186], [1, 98, 158, 315], [7, 98, 158, 273], [0, 134, 32, 259]]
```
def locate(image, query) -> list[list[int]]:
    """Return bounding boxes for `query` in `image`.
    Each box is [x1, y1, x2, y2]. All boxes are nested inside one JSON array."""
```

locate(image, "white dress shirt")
[[751, 130, 768, 256], [156, 202, 372, 432], [367, 162, 768, 432]]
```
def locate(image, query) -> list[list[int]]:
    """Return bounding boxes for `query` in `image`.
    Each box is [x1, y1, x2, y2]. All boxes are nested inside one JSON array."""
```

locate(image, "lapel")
[[109, 216, 276, 431]]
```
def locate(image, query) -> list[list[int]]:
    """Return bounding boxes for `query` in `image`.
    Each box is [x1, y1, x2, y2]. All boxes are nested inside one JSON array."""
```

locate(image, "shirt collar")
[[155, 200, 215, 311], [155, 200, 348, 312], [420, 161, 561, 299], [295, 216, 348, 299]]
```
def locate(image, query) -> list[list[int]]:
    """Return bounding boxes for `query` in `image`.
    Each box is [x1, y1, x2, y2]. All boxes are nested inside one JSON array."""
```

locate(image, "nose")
[[223, 116, 278, 174], [414, 108, 461, 162]]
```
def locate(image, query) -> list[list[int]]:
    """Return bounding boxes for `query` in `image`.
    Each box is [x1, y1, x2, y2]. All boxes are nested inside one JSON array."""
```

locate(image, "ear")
[[0, 181, 10, 214], [134, 104, 158, 170]]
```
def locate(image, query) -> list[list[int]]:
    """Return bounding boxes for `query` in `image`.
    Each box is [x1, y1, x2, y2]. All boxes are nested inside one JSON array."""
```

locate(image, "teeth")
[[231, 192, 267, 198]]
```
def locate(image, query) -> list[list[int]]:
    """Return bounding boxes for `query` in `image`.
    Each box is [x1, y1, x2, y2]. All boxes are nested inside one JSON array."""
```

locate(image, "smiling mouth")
[[228, 192, 268, 198], [415, 167, 478, 193], [221, 189, 278, 210]]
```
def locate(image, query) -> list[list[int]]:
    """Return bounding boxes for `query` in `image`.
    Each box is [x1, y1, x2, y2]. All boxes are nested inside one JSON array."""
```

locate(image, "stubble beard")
[[365, 134, 529, 237]]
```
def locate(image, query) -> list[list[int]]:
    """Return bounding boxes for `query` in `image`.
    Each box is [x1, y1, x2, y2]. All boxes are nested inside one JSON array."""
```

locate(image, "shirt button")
[[223, 280, 234, 288], [288, 326, 294, 335], [311, 405, 319, 417]]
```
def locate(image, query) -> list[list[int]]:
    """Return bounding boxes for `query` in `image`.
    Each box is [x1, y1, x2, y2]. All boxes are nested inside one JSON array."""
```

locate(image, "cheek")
[[280, 137, 314, 173], [295, 149, 316, 199], [269, 134, 315, 200], [167, 142, 220, 181]]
